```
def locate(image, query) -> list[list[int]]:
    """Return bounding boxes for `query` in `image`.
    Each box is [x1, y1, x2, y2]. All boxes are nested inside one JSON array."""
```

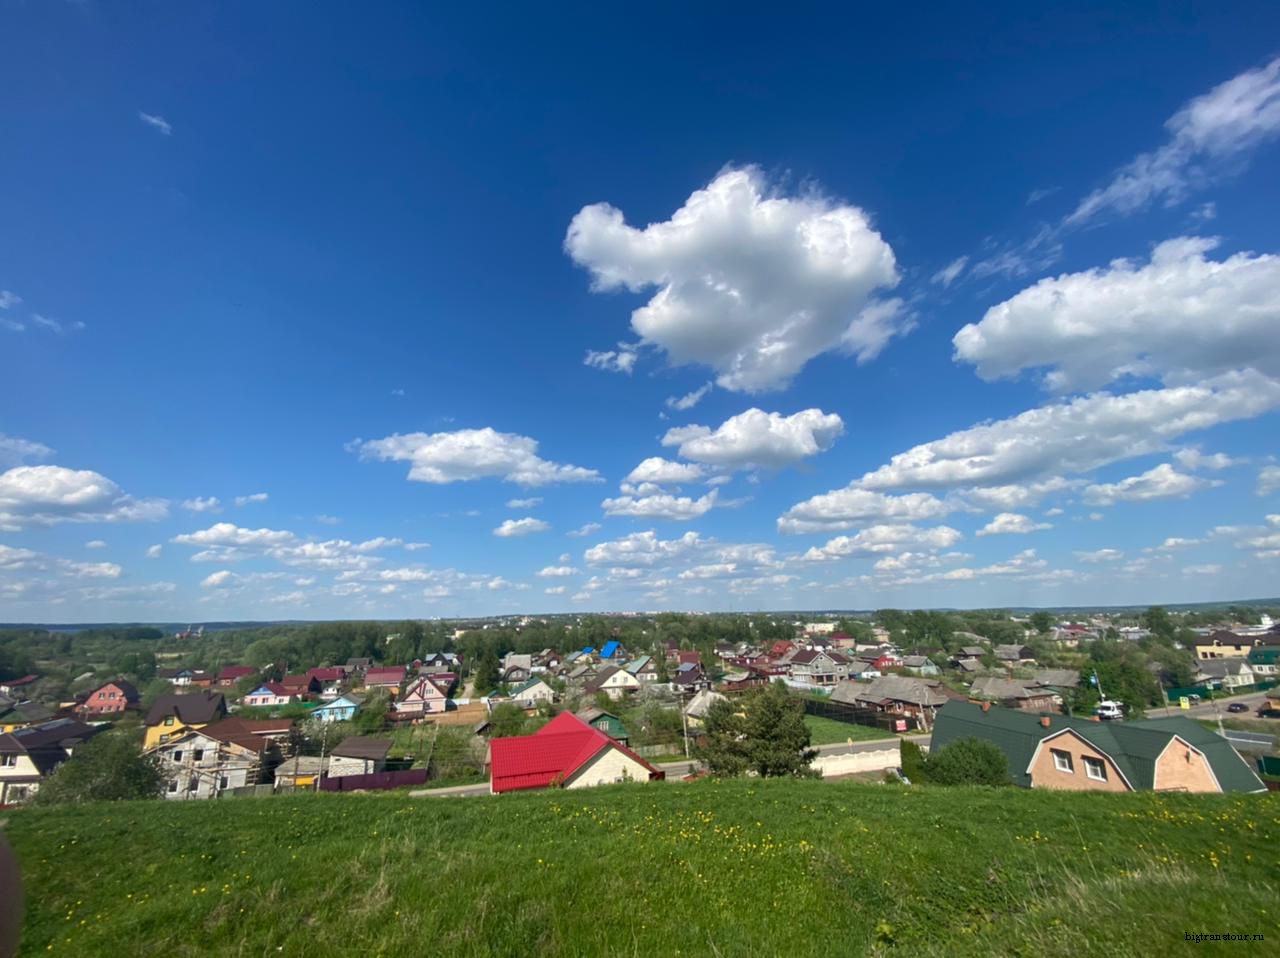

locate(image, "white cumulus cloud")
[[778, 488, 952, 535], [602, 490, 717, 521], [975, 513, 1052, 537], [565, 166, 903, 393], [354, 427, 600, 486], [493, 517, 550, 537], [0, 465, 168, 531], [182, 496, 222, 513], [1082, 463, 1219, 506], [954, 237, 1280, 392], [662, 408, 844, 470]]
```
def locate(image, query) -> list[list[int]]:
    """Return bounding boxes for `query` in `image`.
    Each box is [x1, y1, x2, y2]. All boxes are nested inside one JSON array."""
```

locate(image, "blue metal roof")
[[581, 646, 595, 655], [600, 640, 620, 658]]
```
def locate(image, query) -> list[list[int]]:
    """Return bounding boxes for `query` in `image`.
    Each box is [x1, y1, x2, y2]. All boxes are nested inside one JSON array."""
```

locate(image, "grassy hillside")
[[6, 780, 1278, 957]]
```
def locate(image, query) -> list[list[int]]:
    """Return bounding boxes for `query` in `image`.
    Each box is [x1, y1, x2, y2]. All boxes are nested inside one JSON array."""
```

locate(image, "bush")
[[921, 737, 1009, 786], [34, 733, 167, 805], [899, 738, 928, 783]]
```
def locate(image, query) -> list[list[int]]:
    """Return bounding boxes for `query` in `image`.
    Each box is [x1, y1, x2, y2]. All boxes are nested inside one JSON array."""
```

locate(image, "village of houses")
[[2, 614, 1278, 805]]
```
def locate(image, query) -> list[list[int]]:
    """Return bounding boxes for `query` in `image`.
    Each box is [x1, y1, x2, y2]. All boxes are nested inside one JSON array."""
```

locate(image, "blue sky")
[[3, 2, 1280, 621]]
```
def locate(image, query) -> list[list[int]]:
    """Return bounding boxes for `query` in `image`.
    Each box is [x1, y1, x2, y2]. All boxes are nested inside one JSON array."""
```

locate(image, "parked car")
[[1227, 702, 1249, 713]]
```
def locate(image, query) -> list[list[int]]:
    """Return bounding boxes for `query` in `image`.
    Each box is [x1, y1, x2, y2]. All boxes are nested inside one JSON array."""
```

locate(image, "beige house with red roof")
[[488, 712, 663, 794]]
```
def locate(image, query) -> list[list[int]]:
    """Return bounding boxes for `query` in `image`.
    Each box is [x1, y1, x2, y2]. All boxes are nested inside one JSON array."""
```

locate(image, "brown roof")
[[331, 736, 392, 761], [145, 690, 227, 726]]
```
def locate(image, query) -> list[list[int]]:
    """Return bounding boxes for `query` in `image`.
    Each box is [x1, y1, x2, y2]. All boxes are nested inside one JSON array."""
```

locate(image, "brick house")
[[77, 679, 140, 717], [931, 701, 1265, 793]]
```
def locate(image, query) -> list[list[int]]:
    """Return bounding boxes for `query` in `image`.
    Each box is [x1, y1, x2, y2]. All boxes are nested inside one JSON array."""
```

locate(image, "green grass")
[[7, 780, 1277, 957], [803, 714, 895, 745]]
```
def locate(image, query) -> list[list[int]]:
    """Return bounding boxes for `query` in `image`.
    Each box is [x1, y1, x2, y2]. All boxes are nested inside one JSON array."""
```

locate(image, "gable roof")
[[314, 693, 364, 709], [365, 665, 407, 683], [931, 701, 1264, 793], [306, 667, 346, 684], [509, 676, 551, 697], [1033, 669, 1080, 688], [489, 712, 659, 793], [249, 681, 293, 698], [216, 665, 256, 682], [622, 655, 653, 675], [145, 690, 227, 727], [969, 677, 1053, 701], [684, 688, 727, 719], [584, 666, 634, 694], [831, 676, 949, 707], [84, 678, 139, 702], [0, 717, 101, 753], [600, 640, 621, 659], [331, 736, 391, 761]]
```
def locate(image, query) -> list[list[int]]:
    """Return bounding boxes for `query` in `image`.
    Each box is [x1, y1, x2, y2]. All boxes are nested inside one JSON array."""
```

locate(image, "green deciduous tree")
[[696, 682, 817, 778], [1029, 611, 1054, 634], [921, 737, 1009, 786], [34, 733, 167, 805]]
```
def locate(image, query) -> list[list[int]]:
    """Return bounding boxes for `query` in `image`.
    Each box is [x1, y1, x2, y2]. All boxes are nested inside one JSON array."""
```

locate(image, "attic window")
[[1083, 756, 1107, 782], [1051, 749, 1073, 774]]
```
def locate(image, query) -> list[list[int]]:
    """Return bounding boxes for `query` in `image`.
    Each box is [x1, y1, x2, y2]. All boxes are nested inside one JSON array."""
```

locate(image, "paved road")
[[1157, 690, 1273, 719], [409, 733, 928, 798]]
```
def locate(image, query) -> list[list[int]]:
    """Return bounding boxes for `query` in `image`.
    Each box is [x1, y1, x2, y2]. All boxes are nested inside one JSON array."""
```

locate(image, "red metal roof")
[[489, 712, 661, 794], [306, 667, 345, 683]]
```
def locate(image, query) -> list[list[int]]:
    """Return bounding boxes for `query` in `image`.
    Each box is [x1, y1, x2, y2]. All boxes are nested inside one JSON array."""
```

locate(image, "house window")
[[1, 754, 17, 767], [164, 717, 175, 726], [1083, 757, 1108, 782], [219, 776, 229, 790], [187, 776, 198, 792], [193, 749, 205, 762], [172, 750, 183, 762], [1051, 749, 1073, 774], [168, 780, 178, 793]]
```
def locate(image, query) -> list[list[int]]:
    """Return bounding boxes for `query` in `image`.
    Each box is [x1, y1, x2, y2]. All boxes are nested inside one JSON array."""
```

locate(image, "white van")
[[1095, 700, 1124, 721]]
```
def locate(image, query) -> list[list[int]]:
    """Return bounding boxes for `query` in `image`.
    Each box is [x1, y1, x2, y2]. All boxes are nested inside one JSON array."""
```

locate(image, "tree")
[[696, 682, 817, 778], [471, 648, 501, 695], [1029, 611, 1054, 634], [34, 733, 167, 805], [921, 737, 1009, 786], [487, 702, 530, 738], [1142, 606, 1176, 643]]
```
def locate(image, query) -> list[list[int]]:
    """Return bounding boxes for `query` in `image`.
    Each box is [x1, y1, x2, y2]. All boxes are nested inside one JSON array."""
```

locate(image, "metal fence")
[[802, 697, 919, 733], [318, 768, 429, 792]]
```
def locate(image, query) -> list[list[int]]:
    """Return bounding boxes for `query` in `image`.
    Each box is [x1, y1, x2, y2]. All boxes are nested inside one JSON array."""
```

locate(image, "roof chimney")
[[980, 700, 991, 713], [1039, 715, 1051, 728]]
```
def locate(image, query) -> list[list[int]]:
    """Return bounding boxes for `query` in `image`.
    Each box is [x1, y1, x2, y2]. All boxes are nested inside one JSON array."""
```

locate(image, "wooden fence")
[[318, 769, 429, 792]]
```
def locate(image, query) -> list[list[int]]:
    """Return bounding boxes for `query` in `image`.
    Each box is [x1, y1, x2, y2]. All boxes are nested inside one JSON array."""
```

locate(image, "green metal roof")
[[931, 701, 1264, 793]]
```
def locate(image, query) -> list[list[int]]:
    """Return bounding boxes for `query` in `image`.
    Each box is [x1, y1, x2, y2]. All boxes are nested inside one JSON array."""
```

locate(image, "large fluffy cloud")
[[954, 238, 1280, 392], [662, 408, 844, 469], [354, 428, 600, 486], [0, 465, 168, 531], [1067, 57, 1280, 226], [565, 167, 903, 392], [855, 373, 1280, 491]]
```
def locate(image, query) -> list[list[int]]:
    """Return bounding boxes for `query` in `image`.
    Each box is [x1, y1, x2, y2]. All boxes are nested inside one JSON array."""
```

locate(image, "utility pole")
[[315, 722, 329, 793]]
